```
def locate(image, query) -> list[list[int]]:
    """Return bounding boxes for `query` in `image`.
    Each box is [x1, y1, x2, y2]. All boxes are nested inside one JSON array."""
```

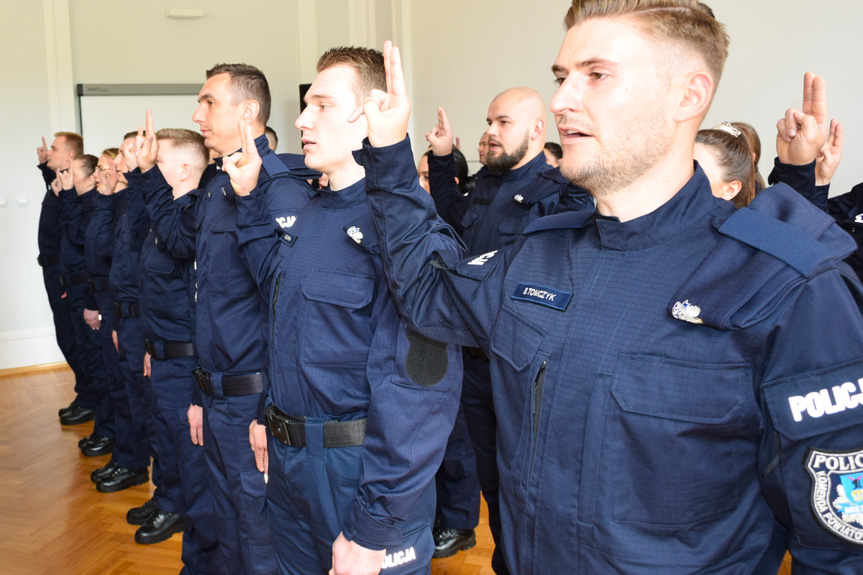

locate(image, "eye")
[[554, 77, 566, 86], [589, 72, 608, 81]]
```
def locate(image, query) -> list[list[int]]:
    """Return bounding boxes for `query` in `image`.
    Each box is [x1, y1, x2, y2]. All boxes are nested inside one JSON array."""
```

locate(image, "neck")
[[594, 142, 695, 223], [325, 159, 365, 192], [510, 147, 543, 172], [172, 182, 197, 200]]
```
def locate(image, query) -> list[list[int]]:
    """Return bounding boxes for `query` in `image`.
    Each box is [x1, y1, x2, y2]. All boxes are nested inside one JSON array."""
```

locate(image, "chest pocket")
[[490, 307, 547, 476], [605, 354, 753, 528], [206, 215, 253, 296], [142, 243, 176, 275], [300, 270, 376, 367], [497, 213, 534, 236]]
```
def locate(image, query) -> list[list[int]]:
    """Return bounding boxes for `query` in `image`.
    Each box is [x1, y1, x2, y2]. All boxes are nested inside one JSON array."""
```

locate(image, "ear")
[[673, 71, 713, 123], [454, 176, 460, 186], [242, 100, 261, 123], [717, 179, 742, 201], [179, 163, 191, 182], [531, 119, 545, 141]]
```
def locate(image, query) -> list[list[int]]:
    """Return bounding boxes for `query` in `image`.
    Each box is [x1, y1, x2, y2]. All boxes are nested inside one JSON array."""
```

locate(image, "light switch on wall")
[[0, 197, 7, 207], [17, 197, 28, 207]]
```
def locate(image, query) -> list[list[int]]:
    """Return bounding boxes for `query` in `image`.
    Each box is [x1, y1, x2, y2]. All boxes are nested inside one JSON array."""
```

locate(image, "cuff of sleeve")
[[341, 501, 403, 550], [236, 187, 270, 226], [360, 136, 416, 189], [59, 188, 76, 202]]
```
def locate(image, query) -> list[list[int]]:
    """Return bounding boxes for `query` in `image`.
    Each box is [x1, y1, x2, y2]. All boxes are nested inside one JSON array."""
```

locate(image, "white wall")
[[406, 0, 863, 195], [4, 0, 862, 369]]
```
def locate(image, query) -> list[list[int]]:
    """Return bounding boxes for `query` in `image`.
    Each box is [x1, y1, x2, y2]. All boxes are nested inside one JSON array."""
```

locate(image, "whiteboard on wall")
[[76, 84, 201, 157]]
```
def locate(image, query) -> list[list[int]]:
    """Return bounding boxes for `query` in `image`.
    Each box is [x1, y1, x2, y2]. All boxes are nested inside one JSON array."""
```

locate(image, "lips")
[[301, 138, 316, 150]]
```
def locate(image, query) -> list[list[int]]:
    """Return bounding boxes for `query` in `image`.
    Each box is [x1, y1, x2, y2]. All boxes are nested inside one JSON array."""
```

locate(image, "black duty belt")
[[194, 367, 263, 397], [37, 254, 60, 267], [145, 340, 195, 361], [464, 346, 489, 361], [265, 404, 366, 448], [59, 271, 90, 287], [114, 301, 140, 319], [88, 277, 111, 293]]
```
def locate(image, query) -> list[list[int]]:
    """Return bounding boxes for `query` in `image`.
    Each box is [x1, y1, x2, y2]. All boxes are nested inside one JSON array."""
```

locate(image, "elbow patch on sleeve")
[[405, 330, 449, 387]]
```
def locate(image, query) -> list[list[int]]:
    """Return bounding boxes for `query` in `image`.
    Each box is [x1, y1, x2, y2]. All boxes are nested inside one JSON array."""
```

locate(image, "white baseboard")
[[0, 328, 65, 370]]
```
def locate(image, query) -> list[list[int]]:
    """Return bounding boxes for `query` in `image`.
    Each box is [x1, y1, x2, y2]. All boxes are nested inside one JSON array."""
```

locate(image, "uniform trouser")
[[95, 291, 138, 465], [148, 354, 223, 575], [115, 315, 157, 483], [266, 419, 434, 575], [462, 352, 510, 575], [201, 379, 277, 575], [41, 264, 90, 408], [66, 283, 112, 436], [434, 402, 481, 530]]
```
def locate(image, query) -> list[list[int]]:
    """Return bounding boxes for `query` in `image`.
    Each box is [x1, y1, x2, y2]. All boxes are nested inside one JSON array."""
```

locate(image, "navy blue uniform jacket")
[[141, 135, 315, 376], [364, 137, 863, 574], [235, 169, 463, 550]]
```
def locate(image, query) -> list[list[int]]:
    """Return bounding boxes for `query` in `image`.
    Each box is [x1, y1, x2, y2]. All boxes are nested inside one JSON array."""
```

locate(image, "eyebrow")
[[487, 114, 513, 123], [552, 57, 617, 74], [304, 92, 334, 105], [197, 92, 214, 103]]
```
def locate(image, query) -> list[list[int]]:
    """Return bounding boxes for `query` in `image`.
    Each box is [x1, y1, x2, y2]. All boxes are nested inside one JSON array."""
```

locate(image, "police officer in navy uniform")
[[37, 133, 92, 424], [356, 7, 863, 573], [56, 156, 114, 454], [90, 135, 155, 495], [222, 46, 462, 575], [141, 64, 315, 575], [424, 93, 591, 571], [129, 123, 223, 569]]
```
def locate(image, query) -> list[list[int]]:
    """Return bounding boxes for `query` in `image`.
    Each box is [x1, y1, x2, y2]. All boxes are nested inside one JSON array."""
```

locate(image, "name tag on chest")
[[511, 283, 572, 311]]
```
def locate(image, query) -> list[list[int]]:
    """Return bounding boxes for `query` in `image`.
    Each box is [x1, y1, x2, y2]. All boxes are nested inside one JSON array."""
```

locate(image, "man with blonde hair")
[[355, 1, 863, 572]]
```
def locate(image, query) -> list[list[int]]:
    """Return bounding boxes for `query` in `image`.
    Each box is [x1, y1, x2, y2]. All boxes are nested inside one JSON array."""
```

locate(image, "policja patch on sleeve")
[[805, 447, 863, 545]]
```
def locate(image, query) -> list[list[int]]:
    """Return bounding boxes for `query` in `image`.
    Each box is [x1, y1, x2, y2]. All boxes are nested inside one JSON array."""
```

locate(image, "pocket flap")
[[490, 307, 544, 372], [302, 270, 375, 309]]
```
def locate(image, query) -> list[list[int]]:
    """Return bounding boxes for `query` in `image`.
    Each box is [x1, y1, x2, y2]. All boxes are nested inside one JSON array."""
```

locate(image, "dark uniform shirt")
[[142, 134, 315, 375], [363, 137, 863, 574], [236, 170, 462, 550], [37, 164, 61, 260], [108, 171, 150, 304]]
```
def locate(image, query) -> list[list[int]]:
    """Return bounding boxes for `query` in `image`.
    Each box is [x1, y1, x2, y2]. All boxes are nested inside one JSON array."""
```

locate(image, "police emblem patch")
[[346, 226, 363, 244], [513, 194, 524, 203], [671, 300, 703, 325], [805, 448, 863, 545]]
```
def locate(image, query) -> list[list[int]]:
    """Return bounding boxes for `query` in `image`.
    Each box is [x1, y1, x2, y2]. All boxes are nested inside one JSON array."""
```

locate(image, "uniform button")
[[207, 192, 212, 198]]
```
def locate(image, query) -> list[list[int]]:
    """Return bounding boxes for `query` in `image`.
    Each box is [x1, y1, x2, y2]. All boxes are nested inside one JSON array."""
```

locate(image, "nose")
[[550, 76, 582, 115], [192, 102, 204, 124], [295, 107, 311, 131]]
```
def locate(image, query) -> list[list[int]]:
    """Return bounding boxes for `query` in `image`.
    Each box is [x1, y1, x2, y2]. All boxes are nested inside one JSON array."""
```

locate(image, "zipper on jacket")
[[271, 272, 283, 341], [528, 360, 547, 484]]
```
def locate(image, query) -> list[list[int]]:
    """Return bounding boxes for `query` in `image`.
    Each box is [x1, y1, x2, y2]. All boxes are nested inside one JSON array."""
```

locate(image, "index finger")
[[831, 120, 844, 150], [388, 44, 408, 104], [438, 107, 451, 133], [801, 71, 815, 115], [146, 109, 155, 139], [810, 75, 828, 129], [383, 40, 393, 97], [41, 136, 47, 148]]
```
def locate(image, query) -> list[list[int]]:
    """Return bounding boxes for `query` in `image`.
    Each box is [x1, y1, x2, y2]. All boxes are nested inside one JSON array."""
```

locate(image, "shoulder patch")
[[806, 447, 863, 545], [511, 283, 571, 311], [467, 250, 498, 266]]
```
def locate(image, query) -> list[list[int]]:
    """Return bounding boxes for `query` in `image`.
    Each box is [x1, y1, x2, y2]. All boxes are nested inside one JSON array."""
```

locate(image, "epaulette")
[[669, 183, 856, 330], [260, 152, 321, 182]]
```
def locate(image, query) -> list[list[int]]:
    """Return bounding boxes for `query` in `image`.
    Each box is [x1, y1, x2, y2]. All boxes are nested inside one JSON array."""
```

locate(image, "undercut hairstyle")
[[55, 132, 83, 156], [156, 129, 209, 171], [544, 142, 563, 161], [423, 147, 470, 194], [696, 127, 756, 208], [123, 131, 138, 141], [102, 148, 119, 159], [564, 0, 729, 90], [206, 63, 271, 125], [316, 47, 386, 105], [74, 154, 99, 178]]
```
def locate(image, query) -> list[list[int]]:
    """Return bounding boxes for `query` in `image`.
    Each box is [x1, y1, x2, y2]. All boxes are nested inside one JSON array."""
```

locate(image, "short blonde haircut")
[[564, 1, 729, 90], [156, 129, 208, 171]]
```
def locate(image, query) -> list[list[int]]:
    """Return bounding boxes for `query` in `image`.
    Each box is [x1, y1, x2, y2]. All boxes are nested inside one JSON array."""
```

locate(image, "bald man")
[[425, 88, 591, 572]]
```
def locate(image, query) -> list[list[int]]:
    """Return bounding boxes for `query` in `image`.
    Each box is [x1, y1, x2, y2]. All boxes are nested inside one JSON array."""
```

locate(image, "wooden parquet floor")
[[0, 365, 791, 575]]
